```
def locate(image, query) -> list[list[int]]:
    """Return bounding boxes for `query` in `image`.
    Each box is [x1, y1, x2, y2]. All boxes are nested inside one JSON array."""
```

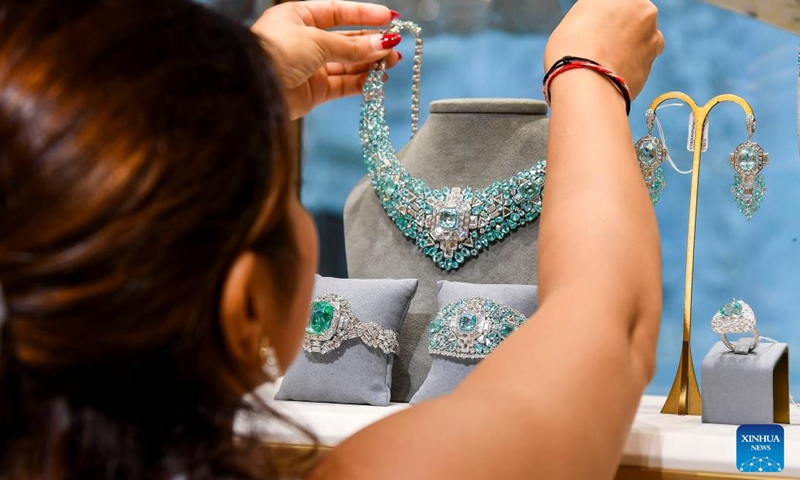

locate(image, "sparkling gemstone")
[[429, 319, 442, 334], [438, 208, 459, 230], [720, 300, 743, 317], [637, 140, 659, 166], [500, 325, 515, 337], [307, 301, 334, 335], [384, 178, 397, 196], [737, 146, 759, 172], [519, 182, 541, 198], [458, 314, 478, 332], [475, 343, 489, 355]]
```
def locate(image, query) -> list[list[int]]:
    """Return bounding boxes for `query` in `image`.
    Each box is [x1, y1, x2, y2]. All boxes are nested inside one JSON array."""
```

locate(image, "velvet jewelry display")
[[276, 275, 417, 406], [360, 20, 546, 271]]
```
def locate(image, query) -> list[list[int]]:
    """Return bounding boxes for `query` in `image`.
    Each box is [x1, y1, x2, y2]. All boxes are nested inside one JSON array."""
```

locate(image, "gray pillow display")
[[276, 275, 418, 406], [410, 281, 538, 405]]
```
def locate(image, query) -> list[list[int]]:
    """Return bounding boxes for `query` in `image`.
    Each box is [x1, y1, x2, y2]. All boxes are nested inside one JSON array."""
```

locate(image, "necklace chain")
[[380, 20, 423, 137]]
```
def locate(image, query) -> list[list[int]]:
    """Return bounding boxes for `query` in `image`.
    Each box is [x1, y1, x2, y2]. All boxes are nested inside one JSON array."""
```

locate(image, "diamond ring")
[[711, 299, 760, 353], [428, 297, 527, 359], [303, 294, 399, 355]]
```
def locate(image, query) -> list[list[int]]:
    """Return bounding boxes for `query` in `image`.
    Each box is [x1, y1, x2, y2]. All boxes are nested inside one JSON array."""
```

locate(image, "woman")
[[0, 0, 663, 478]]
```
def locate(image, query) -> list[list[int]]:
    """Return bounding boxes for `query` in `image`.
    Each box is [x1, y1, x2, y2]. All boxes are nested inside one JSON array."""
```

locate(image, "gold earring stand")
[[647, 92, 755, 416]]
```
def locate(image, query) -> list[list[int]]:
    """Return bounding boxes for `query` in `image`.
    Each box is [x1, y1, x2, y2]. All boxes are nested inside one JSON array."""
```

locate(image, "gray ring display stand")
[[344, 98, 548, 401], [701, 341, 790, 425]]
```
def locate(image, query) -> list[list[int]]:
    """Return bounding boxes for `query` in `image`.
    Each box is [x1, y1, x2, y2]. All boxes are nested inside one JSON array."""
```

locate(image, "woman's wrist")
[[547, 68, 629, 117], [543, 57, 632, 115]]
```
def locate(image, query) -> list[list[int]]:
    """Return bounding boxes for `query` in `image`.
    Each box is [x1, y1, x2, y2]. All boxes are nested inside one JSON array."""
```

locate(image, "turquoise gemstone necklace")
[[360, 20, 546, 271]]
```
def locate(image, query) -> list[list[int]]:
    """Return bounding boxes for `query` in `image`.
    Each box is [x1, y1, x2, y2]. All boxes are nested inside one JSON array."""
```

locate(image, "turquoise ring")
[[303, 294, 399, 355], [428, 297, 527, 359], [711, 299, 760, 352]]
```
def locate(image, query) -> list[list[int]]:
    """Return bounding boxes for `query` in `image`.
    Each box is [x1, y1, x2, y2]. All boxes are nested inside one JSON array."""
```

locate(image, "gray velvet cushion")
[[276, 275, 418, 406], [410, 281, 538, 405]]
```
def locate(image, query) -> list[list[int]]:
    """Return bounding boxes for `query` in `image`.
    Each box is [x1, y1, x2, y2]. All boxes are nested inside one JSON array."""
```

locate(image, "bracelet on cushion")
[[304, 294, 400, 355], [428, 297, 527, 359], [542, 56, 632, 116]]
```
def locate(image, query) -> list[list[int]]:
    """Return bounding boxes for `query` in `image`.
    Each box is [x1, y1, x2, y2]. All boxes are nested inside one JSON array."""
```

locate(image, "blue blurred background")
[[298, 0, 800, 397]]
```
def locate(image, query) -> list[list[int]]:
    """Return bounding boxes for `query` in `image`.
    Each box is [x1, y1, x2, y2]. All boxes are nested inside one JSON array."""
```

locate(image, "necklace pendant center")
[[429, 188, 474, 259]]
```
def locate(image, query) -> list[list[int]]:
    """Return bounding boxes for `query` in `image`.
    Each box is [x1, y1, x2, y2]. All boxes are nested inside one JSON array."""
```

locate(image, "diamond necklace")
[[359, 20, 546, 271]]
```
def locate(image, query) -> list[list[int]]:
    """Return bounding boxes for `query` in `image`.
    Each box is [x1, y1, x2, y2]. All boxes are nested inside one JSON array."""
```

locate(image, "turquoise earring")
[[635, 109, 667, 204], [730, 115, 769, 220]]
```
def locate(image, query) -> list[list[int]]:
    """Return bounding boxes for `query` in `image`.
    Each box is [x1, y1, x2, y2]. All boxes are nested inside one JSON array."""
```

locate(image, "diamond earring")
[[259, 338, 281, 380], [635, 109, 668, 204], [730, 115, 769, 220]]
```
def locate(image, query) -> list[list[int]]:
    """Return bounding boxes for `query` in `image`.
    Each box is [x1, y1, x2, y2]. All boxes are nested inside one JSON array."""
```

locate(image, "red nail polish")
[[380, 33, 402, 49], [397, 51, 403, 61], [390, 10, 401, 21]]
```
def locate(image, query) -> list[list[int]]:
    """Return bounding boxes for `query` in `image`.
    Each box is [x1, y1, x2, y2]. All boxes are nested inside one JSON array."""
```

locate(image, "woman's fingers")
[[326, 73, 370, 102], [311, 27, 402, 66], [544, 0, 662, 100], [324, 51, 401, 76], [292, 1, 395, 29]]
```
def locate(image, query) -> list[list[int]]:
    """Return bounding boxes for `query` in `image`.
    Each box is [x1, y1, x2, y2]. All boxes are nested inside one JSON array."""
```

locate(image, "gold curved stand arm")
[[646, 92, 755, 415]]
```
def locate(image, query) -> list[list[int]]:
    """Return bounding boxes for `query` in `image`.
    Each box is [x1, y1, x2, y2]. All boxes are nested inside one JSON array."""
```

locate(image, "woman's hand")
[[544, 0, 664, 100], [252, 1, 402, 120]]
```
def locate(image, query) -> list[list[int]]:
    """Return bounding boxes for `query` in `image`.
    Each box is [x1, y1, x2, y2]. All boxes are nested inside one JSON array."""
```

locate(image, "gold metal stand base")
[[661, 340, 702, 415]]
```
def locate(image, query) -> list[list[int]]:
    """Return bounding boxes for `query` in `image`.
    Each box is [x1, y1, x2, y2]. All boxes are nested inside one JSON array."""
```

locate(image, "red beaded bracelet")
[[542, 56, 632, 115]]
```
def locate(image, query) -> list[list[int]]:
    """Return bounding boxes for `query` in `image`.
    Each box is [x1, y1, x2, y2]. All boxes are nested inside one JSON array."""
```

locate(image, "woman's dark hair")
[[0, 0, 311, 477]]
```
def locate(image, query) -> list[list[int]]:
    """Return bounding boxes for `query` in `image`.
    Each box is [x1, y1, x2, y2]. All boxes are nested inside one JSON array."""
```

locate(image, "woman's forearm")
[[541, 69, 662, 378]]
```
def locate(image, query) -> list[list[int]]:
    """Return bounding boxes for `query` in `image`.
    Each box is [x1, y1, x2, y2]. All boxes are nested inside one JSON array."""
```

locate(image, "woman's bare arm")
[[312, 1, 664, 479]]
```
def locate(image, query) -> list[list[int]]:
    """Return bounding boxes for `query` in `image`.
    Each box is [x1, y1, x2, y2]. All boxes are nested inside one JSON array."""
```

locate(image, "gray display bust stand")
[[344, 99, 548, 401], [701, 341, 790, 425]]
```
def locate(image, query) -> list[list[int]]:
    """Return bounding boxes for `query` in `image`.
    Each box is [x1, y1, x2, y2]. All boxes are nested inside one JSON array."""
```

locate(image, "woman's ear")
[[219, 252, 270, 372]]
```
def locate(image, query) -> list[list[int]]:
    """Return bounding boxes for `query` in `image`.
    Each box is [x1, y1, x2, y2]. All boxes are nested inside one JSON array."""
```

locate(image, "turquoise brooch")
[[428, 297, 526, 359], [360, 20, 546, 271]]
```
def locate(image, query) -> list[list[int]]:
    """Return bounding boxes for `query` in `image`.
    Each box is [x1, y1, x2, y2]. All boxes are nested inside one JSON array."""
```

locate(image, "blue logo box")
[[737, 424, 784, 473]]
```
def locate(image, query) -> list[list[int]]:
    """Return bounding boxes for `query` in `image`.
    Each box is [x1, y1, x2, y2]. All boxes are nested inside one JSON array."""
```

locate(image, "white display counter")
[[245, 383, 800, 479]]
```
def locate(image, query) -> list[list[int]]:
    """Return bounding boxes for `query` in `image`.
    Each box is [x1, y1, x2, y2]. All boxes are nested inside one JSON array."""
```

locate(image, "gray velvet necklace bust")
[[344, 98, 548, 401]]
